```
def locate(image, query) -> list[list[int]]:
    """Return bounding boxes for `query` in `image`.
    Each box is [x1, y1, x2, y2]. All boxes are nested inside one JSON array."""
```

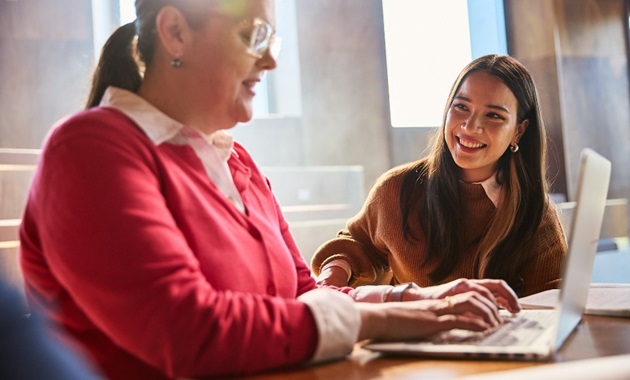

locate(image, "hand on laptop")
[[356, 293, 505, 342], [357, 278, 519, 339], [403, 278, 521, 314]]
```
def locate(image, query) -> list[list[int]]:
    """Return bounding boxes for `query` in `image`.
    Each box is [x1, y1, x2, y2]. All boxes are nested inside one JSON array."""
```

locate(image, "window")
[[382, 0, 507, 128], [119, 0, 135, 24], [91, 0, 301, 118]]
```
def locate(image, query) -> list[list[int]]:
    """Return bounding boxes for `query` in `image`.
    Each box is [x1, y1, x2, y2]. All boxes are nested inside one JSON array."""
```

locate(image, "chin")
[[232, 103, 254, 124], [236, 114, 253, 125]]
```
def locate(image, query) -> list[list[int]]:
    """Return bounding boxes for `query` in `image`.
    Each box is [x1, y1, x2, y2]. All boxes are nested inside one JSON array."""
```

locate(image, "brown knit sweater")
[[311, 162, 568, 297]]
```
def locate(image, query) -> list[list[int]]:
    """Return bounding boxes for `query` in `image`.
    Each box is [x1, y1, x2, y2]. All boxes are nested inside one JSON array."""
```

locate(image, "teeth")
[[458, 137, 484, 149]]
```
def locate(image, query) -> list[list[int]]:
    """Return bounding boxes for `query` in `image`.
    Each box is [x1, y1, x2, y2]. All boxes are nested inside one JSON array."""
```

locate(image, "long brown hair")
[[399, 54, 548, 295]]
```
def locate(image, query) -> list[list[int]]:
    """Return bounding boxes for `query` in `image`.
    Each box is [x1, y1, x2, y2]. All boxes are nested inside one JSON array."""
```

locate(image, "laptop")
[[363, 148, 612, 361]]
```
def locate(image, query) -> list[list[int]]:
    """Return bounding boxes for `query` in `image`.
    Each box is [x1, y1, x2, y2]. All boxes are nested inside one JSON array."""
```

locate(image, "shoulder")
[[230, 140, 271, 186], [542, 197, 563, 221], [42, 107, 155, 161], [231, 140, 264, 177], [38, 108, 160, 181], [372, 160, 426, 192], [53, 107, 135, 133], [45, 107, 146, 149], [361, 160, 427, 209], [231, 141, 256, 166], [538, 198, 568, 239]]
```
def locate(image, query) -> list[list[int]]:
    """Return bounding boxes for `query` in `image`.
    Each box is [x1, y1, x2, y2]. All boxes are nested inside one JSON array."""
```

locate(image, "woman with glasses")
[[312, 54, 567, 299], [19, 1, 520, 379]]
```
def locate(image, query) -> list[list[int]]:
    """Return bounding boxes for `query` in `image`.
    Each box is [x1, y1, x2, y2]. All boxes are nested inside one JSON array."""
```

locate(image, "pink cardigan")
[[19, 108, 320, 379]]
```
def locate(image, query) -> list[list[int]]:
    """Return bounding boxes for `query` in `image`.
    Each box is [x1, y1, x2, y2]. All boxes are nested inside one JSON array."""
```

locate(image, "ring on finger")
[[444, 296, 455, 314]]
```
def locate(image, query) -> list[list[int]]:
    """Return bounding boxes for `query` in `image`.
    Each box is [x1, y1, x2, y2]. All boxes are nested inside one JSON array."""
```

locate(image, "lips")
[[457, 136, 486, 149], [243, 79, 258, 87], [242, 79, 257, 89], [242, 79, 258, 96]]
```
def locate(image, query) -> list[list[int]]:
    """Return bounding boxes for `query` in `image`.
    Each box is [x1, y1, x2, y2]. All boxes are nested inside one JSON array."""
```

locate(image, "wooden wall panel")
[[505, 0, 568, 196], [505, 0, 630, 236], [0, 0, 94, 149], [295, 0, 393, 187], [555, 0, 626, 57], [0, 0, 92, 40], [0, 39, 93, 148], [554, 0, 630, 203], [0, 0, 93, 292]]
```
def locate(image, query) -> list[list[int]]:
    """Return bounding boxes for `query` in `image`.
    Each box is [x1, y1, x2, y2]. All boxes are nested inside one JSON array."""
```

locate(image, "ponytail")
[[85, 22, 142, 108]]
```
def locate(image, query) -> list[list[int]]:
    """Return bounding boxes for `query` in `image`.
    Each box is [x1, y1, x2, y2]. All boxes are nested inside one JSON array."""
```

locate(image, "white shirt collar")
[[471, 172, 502, 208], [100, 87, 235, 160], [100, 86, 183, 144], [99, 86, 244, 212]]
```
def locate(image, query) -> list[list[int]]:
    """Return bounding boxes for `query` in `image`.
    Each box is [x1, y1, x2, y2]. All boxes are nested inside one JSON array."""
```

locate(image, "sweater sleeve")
[[21, 114, 322, 378], [520, 200, 569, 296], [311, 167, 407, 286], [298, 288, 360, 362]]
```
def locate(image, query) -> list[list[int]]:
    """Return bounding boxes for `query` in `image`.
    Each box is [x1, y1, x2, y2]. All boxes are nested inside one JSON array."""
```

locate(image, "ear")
[[154, 6, 191, 60], [514, 119, 529, 144]]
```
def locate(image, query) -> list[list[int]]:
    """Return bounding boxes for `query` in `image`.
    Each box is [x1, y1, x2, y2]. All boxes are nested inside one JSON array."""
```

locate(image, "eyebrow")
[[454, 95, 511, 114]]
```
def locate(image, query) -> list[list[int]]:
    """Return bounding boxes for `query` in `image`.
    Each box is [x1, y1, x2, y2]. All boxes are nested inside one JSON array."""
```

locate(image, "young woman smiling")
[[313, 54, 567, 299]]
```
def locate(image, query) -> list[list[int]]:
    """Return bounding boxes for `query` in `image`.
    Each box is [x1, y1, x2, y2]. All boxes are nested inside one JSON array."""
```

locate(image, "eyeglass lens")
[[248, 18, 280, 59]]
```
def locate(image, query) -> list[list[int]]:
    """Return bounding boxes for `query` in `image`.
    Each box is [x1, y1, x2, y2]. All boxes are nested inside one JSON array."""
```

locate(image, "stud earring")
[[171, 58, 182, 68], [510, 143, 519, 153]]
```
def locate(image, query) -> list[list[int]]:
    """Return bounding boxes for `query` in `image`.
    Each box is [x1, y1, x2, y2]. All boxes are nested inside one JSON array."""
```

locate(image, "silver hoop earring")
[[510, 143, 519, 153], [171, 58, 182, 68]]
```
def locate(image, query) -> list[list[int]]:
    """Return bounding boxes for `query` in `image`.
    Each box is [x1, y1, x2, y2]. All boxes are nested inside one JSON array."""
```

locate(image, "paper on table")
[[519, 283, 630, 317]]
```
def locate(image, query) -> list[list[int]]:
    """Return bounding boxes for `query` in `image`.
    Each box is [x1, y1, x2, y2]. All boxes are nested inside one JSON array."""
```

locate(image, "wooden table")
[[244, 315, 630, 379]]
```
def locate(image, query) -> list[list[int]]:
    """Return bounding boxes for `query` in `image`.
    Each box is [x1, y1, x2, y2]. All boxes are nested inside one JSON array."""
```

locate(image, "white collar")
[[469, 172, 501, 208], [99, 86, 234, 160], [99, 87, 244, 212]]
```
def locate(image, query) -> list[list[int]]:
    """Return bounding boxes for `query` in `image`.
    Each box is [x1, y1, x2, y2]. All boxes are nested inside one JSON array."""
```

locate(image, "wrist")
[[356, 303, 387, 341], [386, 282, 420, 302], [317, 259, 352, 286]]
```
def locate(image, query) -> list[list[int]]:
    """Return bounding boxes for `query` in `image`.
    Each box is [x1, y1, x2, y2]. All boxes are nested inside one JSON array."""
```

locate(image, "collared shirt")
[[21, 91, 362, 376], [471, 171, 502, 208], [100, 87, 246, 213]]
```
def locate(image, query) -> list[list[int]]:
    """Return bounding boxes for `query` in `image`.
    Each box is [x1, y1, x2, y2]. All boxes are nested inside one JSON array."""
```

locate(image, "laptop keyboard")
[[429, 310, 556, 347]]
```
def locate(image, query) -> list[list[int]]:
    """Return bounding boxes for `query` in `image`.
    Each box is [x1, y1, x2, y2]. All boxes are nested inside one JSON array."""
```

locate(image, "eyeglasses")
[[241, 17, 281, 60]]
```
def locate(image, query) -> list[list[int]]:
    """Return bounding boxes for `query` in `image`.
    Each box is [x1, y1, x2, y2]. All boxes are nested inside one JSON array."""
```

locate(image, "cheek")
[[497, 127, 517, 146], [444, 112, 461, 132], [444, 120, 456, 146]]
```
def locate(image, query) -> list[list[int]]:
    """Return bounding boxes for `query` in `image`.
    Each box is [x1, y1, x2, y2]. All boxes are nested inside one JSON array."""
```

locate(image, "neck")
[[138, 67, 229, 135]]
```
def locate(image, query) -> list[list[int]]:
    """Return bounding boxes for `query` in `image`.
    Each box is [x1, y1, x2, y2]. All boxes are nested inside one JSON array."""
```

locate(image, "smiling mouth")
[[241, 81, 257, 97], [457, 137, 486, 149]]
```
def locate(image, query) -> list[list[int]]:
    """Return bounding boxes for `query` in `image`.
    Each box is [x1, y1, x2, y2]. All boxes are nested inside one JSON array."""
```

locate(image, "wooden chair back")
[[0, 148, 41, 294]]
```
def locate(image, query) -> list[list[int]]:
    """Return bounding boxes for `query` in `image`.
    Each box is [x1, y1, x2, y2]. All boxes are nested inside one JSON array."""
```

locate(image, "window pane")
[[382, 0, 472, 128], [119, 0, 135, 24]]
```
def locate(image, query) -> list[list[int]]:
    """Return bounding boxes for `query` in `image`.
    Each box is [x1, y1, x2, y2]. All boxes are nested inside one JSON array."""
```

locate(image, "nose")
[[256, 47, 278, 71], [460, 113, 483, 132], [257, 37, 281, 71]]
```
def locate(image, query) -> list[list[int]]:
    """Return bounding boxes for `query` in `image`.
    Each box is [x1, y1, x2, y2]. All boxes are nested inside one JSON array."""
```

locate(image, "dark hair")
[[85, 22, 142, 108], [399, 54, 548, 295], [85, 0, 212, 108]]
